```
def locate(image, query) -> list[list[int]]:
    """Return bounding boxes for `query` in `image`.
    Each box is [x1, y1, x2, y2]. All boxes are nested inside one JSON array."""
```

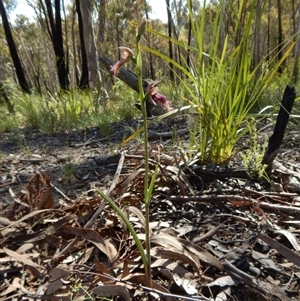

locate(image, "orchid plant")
[[101, 21, 163, 288]]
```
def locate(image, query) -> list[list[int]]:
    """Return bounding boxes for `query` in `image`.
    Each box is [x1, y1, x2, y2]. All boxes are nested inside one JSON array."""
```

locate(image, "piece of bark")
[[262, 85, 296, 170]]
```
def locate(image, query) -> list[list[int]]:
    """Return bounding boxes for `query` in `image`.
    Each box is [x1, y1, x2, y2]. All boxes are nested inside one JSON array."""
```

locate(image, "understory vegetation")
[[0, 63, 298, 176], [0, 0, 299, 165]]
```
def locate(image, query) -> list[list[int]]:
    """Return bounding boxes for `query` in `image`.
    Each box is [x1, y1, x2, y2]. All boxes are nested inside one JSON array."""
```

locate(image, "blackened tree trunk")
[[75, 0, 89, 89], [0, 0, 30, 93], [44, 0, 69, 90], [262, 85, 295, 170]]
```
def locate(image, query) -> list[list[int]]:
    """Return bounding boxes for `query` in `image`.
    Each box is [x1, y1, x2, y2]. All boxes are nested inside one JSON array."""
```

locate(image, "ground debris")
[[1, 118, 300, 300]]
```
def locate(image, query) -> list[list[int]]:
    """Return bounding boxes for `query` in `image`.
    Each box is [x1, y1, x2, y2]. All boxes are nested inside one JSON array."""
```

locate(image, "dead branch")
[[99, 56, 149, 93]]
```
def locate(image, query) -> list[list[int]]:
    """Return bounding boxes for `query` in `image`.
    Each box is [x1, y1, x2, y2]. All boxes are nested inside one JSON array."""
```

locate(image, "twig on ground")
[[169, 195, 300, 214], [51, 183, 72, 202], [192, 221, 227, 243], [84, 153, 125, 229]]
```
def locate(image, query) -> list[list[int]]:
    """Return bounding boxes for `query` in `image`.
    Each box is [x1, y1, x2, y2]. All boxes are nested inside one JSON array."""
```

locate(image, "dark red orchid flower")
[[147, 81, 173, 112]]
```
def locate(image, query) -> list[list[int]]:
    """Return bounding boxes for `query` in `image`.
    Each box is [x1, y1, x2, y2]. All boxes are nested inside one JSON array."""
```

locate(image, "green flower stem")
[[97, 189, 149, 279], [136, 21, 152, 288]]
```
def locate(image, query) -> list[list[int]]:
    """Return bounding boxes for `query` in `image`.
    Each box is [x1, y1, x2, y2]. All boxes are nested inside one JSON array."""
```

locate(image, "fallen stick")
[[99, 56, 148, 93], [169, 195, 300, 214]]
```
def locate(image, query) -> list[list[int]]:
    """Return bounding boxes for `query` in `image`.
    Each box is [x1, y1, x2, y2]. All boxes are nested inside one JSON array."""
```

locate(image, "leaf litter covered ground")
[[1, 114, 300, 301]]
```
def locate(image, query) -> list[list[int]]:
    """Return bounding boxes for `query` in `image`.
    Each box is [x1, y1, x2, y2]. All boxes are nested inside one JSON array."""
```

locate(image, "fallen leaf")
[[152, 248, 201, 275], [46, 268, 69, 295], [252, 250, 279, 271], [63, 226, 118, 262], [258, 233, 300, 267], [151, 233, 223, 270], [206, 275, 239, 287], [3, 247, 44, 270], [92, 284, 130, 301], [122, 273, 175, 301], [276, 229, 300, 251], [173, 273, 198, 294]]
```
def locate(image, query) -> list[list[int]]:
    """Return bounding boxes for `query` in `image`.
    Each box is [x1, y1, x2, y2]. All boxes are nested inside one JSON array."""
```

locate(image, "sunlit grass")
[[0, 82, 139, 134]]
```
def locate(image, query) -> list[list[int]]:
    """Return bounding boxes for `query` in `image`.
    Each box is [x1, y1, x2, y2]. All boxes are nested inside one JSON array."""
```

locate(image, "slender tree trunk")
[[277, 0, 283, 74], [79, 0, 102, 89], [71, 3, 79, 87], [166, 0, 174, 81], [98, 0, 106, 45], [220, 0, 226, 54], [44, 0, 69, 90], [292, 5, 300, 82], [253, 0, 262, 75], [171, 0, 182, 79], [187, 0, 192, 69], [61, 1, 69, 87], [0, 0, 30, 93], [75, 0, 89, 89], [144, 1, 155, 79]]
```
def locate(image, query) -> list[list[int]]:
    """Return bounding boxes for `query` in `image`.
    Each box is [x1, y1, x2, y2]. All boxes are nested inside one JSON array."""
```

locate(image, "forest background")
[[0, 0, 299, 135]]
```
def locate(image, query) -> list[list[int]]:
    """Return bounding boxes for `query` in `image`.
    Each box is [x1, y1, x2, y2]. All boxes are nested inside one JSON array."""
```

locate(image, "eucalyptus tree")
[[0, 0, 30, 93], [38, 0, 69, 90], [78, 0, 101, 89], [74, 0, 88, 89]]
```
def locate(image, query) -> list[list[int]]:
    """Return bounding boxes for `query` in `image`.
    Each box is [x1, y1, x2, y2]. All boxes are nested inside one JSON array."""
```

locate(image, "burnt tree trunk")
[[262, 85, 296, 170], [44, 0, 69, 90], [75, 0, 88, 89], [0, 0, 30, 93], [79, 0, 101, 89]]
